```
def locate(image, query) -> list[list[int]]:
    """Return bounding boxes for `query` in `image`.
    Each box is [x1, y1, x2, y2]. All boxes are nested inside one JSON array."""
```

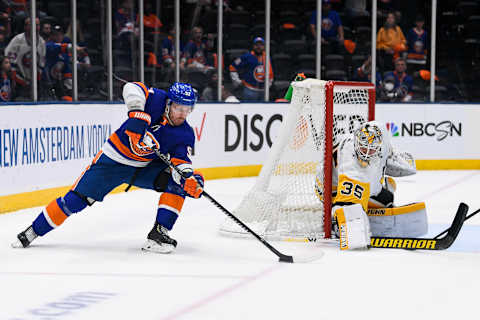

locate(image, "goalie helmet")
[[354, 121, 383, 166]]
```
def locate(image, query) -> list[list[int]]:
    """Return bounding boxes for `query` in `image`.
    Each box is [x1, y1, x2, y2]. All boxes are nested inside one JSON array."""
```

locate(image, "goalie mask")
[[354, 122, 383, 166]]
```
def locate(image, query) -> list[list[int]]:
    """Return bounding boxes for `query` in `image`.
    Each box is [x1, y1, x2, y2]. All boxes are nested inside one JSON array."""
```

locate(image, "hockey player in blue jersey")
[[12, 82, 204, 254]]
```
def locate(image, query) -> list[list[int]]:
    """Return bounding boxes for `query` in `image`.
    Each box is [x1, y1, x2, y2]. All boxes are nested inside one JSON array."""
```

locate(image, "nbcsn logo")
[[386, 122, 399, 137]]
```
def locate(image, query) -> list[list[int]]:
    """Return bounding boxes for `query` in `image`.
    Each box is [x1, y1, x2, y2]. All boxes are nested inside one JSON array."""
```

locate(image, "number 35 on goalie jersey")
[[334, 174, 371, 212]]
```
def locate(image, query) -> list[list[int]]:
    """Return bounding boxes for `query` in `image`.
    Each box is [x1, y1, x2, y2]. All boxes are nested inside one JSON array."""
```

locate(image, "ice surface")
[[1, 171, 480, 319]]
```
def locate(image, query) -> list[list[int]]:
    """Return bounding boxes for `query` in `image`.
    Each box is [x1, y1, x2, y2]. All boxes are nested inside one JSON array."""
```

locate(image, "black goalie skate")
[[11, 225, 38, 248], [142, 222, 177, 253]]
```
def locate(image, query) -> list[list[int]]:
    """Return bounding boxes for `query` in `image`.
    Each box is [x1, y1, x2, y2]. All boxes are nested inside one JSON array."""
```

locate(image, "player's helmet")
[[354, 122, 383, 165], [167, 82, 197, 108]]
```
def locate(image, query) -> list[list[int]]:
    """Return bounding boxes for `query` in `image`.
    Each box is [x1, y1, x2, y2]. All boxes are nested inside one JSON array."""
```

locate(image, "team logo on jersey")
[[253, 65, 265, 82], [130, 131, 160, 157], [322, 18, 334, 31], [0, 79, 11, 101], [386, 122, 399, 137]]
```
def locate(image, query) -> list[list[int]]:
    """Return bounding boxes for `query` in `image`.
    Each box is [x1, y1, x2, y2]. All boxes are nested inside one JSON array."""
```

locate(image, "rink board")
[[0, 102, 479, 213]]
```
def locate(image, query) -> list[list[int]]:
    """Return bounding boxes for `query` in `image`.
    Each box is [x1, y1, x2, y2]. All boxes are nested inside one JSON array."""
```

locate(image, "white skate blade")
[[11, 239, 25, 248], [141, 239, 175, 254]]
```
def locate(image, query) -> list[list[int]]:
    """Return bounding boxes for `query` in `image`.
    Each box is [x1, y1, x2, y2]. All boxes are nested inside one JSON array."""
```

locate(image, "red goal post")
[[323, 81, 375, 238], [220, 79, 376, 241]]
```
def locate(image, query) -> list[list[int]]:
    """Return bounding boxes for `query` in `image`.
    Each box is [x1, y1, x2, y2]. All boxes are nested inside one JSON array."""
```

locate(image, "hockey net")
[[220, 79, 375, 240]]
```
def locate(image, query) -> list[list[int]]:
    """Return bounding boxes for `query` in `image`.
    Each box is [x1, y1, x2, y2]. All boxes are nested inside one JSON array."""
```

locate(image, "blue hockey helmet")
[[167, 82, 197, 107]]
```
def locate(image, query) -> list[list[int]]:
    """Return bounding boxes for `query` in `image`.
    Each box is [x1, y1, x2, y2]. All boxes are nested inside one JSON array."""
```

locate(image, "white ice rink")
[[1, 170, 480, 320]]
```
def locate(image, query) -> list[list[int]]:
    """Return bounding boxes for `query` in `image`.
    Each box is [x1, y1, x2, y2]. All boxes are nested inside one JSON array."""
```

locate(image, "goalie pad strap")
[[367, 202, 426, 216]]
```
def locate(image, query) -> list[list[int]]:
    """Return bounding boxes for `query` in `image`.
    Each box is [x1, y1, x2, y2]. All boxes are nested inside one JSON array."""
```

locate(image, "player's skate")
[[142, 222, 177, 254], [11, 225, 38, 248]]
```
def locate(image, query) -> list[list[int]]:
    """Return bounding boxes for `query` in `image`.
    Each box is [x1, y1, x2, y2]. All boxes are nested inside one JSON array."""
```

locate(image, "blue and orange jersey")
[[384, 71, 413, 96], [161, 36, 184, 64], [406, 27, 428, 53], [181, 39, 208, 66], [309, 10, 342, 39], [229, 51, 274, 91], [102, 82, 195, 168], [45, 38, 72, 78]]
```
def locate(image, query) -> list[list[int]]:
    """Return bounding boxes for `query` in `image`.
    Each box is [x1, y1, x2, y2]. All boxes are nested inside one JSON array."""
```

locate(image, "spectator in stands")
[[181, 26, 213, 72], [5, 17, 46, 100], [114, 0, 137, 49], [406, 15, 427, 63], [10, 0, 27, 19], [40, 21, 52, 41], [379, 57, 413, 102], [44, 25, 88, 101], [64, 20, 91, 71], [141, 1, 162, 41], [353, 56, 382, 87], [309, 0, 345, 54], [200, 69, 239, 102], [376, 12, 407, 71], [229, 37, 273, 101], [44, 25, 72, 101], [345, 0, 369, 18], [0, 27, 8, 54], [161, 24, 181, 83], [66, 19, 86, 44], [0, 11, 12, 39], [0, 55, 16, 101]]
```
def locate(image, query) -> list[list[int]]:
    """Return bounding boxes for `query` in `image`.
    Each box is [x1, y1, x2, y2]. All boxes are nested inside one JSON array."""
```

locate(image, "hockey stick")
[[369, 202, 468, 250], [110, 72, 129, 84], [152, 148, 295, 263], [433, 207, 480, 239]]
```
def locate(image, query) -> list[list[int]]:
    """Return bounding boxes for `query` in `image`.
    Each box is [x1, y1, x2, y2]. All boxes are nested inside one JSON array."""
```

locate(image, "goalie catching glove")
[[171, 162, 204, 198]]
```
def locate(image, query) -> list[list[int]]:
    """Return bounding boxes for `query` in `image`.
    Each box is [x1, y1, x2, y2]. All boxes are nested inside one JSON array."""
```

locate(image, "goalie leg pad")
[[367, 202, 428, 237], [333, 204, 371, 250]]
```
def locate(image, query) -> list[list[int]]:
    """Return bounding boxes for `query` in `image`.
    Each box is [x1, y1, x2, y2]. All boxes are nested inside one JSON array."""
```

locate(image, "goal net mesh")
[[219, 79, 373, 240]]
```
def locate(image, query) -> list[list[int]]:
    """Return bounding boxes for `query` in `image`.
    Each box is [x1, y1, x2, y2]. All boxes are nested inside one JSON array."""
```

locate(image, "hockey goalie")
[[319, 120, 426, 250]]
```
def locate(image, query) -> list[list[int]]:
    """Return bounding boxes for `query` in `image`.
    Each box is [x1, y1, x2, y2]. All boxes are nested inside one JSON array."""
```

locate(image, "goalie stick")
[[152, 148, 296, 263], [369, 202, 468, 250], [433, 207, 480, 239]]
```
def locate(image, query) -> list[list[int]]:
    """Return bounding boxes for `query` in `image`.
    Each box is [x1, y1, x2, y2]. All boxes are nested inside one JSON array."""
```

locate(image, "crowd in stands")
[[0, 0, 475, 102]]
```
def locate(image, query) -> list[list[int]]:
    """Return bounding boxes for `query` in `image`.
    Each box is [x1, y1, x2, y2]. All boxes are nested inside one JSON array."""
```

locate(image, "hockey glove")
[[183, 171, 204, 198], [125, 110, 152, 151], [171, 163, 204, 198]]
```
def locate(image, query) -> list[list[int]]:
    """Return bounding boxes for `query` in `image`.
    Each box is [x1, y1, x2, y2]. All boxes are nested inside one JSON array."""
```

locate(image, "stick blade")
[[278, 248, 325, 263], [279, 255, 294, 263], [437, 202, 469, 250]]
